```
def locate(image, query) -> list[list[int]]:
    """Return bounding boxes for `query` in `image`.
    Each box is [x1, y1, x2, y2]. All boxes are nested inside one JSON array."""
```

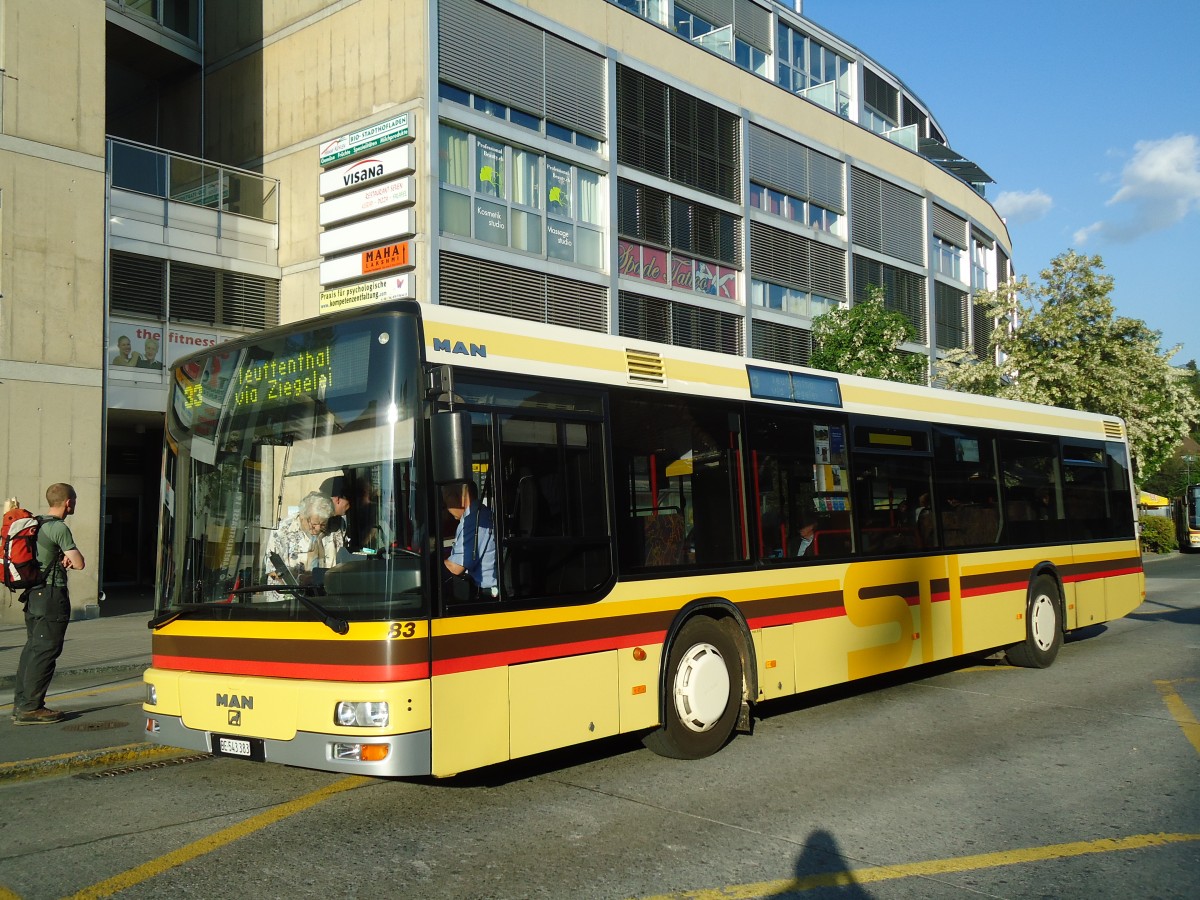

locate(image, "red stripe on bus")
[[746, 606, 845, 630], [431, 630, 668, 677], [961, 581, 1026, 598], [1063, 565, 1142, 583], [152, 654, 428, 682]]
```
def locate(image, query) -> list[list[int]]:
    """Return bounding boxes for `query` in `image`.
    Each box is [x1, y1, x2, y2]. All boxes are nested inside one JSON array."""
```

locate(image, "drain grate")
[[63, 720, 130, 732], [77, 753, 213, 779]]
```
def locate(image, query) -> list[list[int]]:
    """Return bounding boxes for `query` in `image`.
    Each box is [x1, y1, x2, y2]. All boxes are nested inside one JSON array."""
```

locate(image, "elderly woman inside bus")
[[263, 490, 347, 589]]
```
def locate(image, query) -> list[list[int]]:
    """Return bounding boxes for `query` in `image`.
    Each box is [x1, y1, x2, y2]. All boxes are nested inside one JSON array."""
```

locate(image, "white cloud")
[[993, 189, 1053, 223], [1072, 222, 1103, 245], [1077, 133, 1200, 244]]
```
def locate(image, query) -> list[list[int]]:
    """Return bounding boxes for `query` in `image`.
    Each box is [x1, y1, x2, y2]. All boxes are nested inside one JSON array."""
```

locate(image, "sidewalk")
[[0, 611, 166, 781], [0, 610, 153, 691]]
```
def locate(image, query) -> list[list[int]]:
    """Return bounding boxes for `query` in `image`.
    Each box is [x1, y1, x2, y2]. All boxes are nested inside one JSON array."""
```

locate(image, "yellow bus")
[[1175, 484, 1200, 552], [143, 301, 1144, 775]]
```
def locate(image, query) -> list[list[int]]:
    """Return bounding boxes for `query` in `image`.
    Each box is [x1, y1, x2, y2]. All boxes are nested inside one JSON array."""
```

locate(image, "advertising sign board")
[[319, 144, 415, 197], [319, 112, 414, 166]]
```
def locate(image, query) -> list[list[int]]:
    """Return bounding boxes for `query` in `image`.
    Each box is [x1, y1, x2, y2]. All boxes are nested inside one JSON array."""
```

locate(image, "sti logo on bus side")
[[216, 693, 254, 710], [433, 337, 487, 358]]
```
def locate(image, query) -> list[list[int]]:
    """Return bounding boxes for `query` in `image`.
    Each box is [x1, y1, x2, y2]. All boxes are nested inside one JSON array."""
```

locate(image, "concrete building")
[[0, 0, 1010, 622]]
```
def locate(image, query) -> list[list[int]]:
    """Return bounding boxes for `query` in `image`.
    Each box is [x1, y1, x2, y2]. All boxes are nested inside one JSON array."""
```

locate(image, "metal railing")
[[107, 137, 279, 225]]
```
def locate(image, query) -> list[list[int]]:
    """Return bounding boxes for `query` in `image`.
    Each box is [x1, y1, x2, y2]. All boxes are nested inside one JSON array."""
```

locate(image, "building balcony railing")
[[107, 137, 279, 225], [107, 0, 200, 44]]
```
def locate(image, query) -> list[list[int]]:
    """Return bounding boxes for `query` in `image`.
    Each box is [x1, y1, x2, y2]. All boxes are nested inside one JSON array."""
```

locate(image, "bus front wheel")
[[1004, 574, 1063, 668], [643, 616, 742, 760]]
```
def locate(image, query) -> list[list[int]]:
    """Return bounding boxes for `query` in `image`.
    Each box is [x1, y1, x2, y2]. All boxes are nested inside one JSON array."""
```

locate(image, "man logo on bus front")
[[228, 710, 242, 727]]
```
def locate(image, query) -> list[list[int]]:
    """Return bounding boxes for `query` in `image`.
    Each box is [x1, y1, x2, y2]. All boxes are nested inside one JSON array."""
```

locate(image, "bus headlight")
[[145, 684, 158, 706], [334, 701, 390, 728]]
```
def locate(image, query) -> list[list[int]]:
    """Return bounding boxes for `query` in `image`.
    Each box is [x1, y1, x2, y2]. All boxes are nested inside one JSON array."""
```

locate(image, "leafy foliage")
[[1139, 514, 1176, 554], [809, 287, 926, 385], [938, 251, 1200, 482]]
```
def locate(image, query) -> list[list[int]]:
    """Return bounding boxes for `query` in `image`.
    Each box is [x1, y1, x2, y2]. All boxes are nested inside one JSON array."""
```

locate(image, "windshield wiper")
[[148, 601, 250, 630], [268, 551, 350, 634]]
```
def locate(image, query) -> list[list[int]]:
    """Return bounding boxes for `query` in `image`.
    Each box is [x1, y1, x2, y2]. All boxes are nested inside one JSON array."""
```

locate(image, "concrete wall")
[[205, 0, 430, 324], [0, 0, 106, 622]]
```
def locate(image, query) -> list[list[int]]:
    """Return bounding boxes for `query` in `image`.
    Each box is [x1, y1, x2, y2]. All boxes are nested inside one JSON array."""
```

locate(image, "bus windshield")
[[157, 310, 428, 622]]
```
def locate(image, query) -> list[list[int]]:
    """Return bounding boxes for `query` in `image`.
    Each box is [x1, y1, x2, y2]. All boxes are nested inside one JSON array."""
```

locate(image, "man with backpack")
[[10, 483, 85, 725]]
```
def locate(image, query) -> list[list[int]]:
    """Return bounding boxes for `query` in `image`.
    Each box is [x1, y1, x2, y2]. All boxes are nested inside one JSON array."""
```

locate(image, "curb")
[[0, 742, 193, 784], [0, 662, 150, 691]]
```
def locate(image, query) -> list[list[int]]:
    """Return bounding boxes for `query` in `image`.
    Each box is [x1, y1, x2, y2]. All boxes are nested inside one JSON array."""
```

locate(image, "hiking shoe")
[[12, 707, 65, 725]]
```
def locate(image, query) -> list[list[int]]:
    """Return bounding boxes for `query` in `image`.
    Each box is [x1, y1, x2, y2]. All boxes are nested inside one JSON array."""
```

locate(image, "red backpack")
[[1, 507, 46, 591]]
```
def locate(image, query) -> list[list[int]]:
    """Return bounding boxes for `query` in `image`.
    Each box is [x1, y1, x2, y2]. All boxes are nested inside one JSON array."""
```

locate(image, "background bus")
[[143, 301, 1144, 776], [1175, 484, 1200, 551]]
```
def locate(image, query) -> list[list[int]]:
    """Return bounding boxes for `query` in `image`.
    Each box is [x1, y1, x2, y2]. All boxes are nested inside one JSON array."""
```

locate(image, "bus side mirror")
[[431, 410, 472, 484]]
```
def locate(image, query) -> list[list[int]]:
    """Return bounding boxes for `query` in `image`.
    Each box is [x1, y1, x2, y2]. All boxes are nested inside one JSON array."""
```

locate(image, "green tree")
[[939, 251, 1200, 482], [809, 286, 926, 385]]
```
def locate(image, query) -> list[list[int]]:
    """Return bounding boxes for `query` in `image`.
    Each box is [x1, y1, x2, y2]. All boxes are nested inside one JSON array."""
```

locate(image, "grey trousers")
[[12, 583, 71, 714]]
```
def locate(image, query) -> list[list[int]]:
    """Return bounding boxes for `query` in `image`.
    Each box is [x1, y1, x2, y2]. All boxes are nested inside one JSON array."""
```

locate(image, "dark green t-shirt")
[[35, 517, 77, 589]]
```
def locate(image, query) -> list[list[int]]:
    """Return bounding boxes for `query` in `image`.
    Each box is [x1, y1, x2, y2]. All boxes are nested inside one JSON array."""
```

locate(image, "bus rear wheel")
[[643, 616, 742, 760], [1004, 574, 1063, 668]]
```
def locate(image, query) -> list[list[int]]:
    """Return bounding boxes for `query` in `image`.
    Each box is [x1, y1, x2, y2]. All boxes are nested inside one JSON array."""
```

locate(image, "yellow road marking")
[[63, 776, 370, 899], [636, 832, 1200, 899], [1, 887, 21, 899], [1154, 679, 1200, 756]]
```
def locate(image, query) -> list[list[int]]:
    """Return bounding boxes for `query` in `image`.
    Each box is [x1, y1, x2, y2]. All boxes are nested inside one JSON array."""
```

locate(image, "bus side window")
[[998, 438, 1062, 545], [497, 415, 611, 602], [933, 429, 1000, 548], [850, 455, 934, 555], [746, 410, 853, 561], [611, 391, 748, 571]]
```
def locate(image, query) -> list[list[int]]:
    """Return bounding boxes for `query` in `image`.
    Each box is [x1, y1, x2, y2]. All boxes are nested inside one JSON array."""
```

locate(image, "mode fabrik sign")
[[320, 239, 415, 286], [319, 144, 415, 198], [319, 112, 414, 167], [319, 274, 415, 314]]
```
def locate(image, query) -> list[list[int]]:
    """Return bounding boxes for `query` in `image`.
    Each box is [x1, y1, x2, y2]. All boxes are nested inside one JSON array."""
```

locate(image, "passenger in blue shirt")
[[442, 481, 497, 598]]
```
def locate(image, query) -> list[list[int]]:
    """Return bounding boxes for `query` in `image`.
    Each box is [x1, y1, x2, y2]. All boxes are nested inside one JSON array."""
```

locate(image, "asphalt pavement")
[[0, 551, 1182, 780]]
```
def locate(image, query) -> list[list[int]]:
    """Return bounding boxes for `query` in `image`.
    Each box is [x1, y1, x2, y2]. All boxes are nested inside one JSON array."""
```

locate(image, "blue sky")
[[803, 0, 1200, 365]]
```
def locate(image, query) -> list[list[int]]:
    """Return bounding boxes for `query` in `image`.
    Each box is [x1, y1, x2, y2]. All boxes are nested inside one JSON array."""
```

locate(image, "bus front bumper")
[[143, 712, 433, 777]]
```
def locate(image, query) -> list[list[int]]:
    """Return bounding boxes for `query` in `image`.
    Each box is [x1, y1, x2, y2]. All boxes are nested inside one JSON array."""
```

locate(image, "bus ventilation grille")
[[1103, 420, 1125, 440], [626, 349, 665, 384]]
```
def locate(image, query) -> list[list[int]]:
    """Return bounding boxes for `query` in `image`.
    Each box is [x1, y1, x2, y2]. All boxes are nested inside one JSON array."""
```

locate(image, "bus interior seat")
[[643, 513, 687, 566]]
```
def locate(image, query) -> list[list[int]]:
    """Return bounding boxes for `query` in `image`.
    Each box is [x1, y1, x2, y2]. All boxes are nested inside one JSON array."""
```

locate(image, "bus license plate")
[[211, 734, 264, 760], [218, 737, 251, 756]]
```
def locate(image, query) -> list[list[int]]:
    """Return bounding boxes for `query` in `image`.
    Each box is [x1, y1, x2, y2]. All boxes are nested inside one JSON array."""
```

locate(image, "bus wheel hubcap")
[[1030, 595, 1056, 650], [672, 642, 730, 733]]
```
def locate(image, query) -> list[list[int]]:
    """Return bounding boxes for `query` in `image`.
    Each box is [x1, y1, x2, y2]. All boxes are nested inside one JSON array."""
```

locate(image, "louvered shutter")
[[169, 262, 217, 324], [733, 0, 772, 52], [932, 204, 967, 248], [806, 148, 844, 213], [751, 221, 846, 299], [439, 0, 544, 117], [752, 319, 812, 367], [441, 251, 608, 332], [545, 35, 606, 139], [749, 125, 807, 198], [110, 251, 166, 318], [850, 168, 883, 253]]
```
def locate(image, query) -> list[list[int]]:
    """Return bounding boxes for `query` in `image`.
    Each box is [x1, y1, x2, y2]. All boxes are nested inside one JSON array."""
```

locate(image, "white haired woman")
[[263, 491, 346, 590]]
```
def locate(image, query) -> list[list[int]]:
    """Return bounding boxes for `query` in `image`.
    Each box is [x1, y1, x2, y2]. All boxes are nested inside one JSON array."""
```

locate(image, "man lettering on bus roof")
[[442, 480, 497, 600]]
